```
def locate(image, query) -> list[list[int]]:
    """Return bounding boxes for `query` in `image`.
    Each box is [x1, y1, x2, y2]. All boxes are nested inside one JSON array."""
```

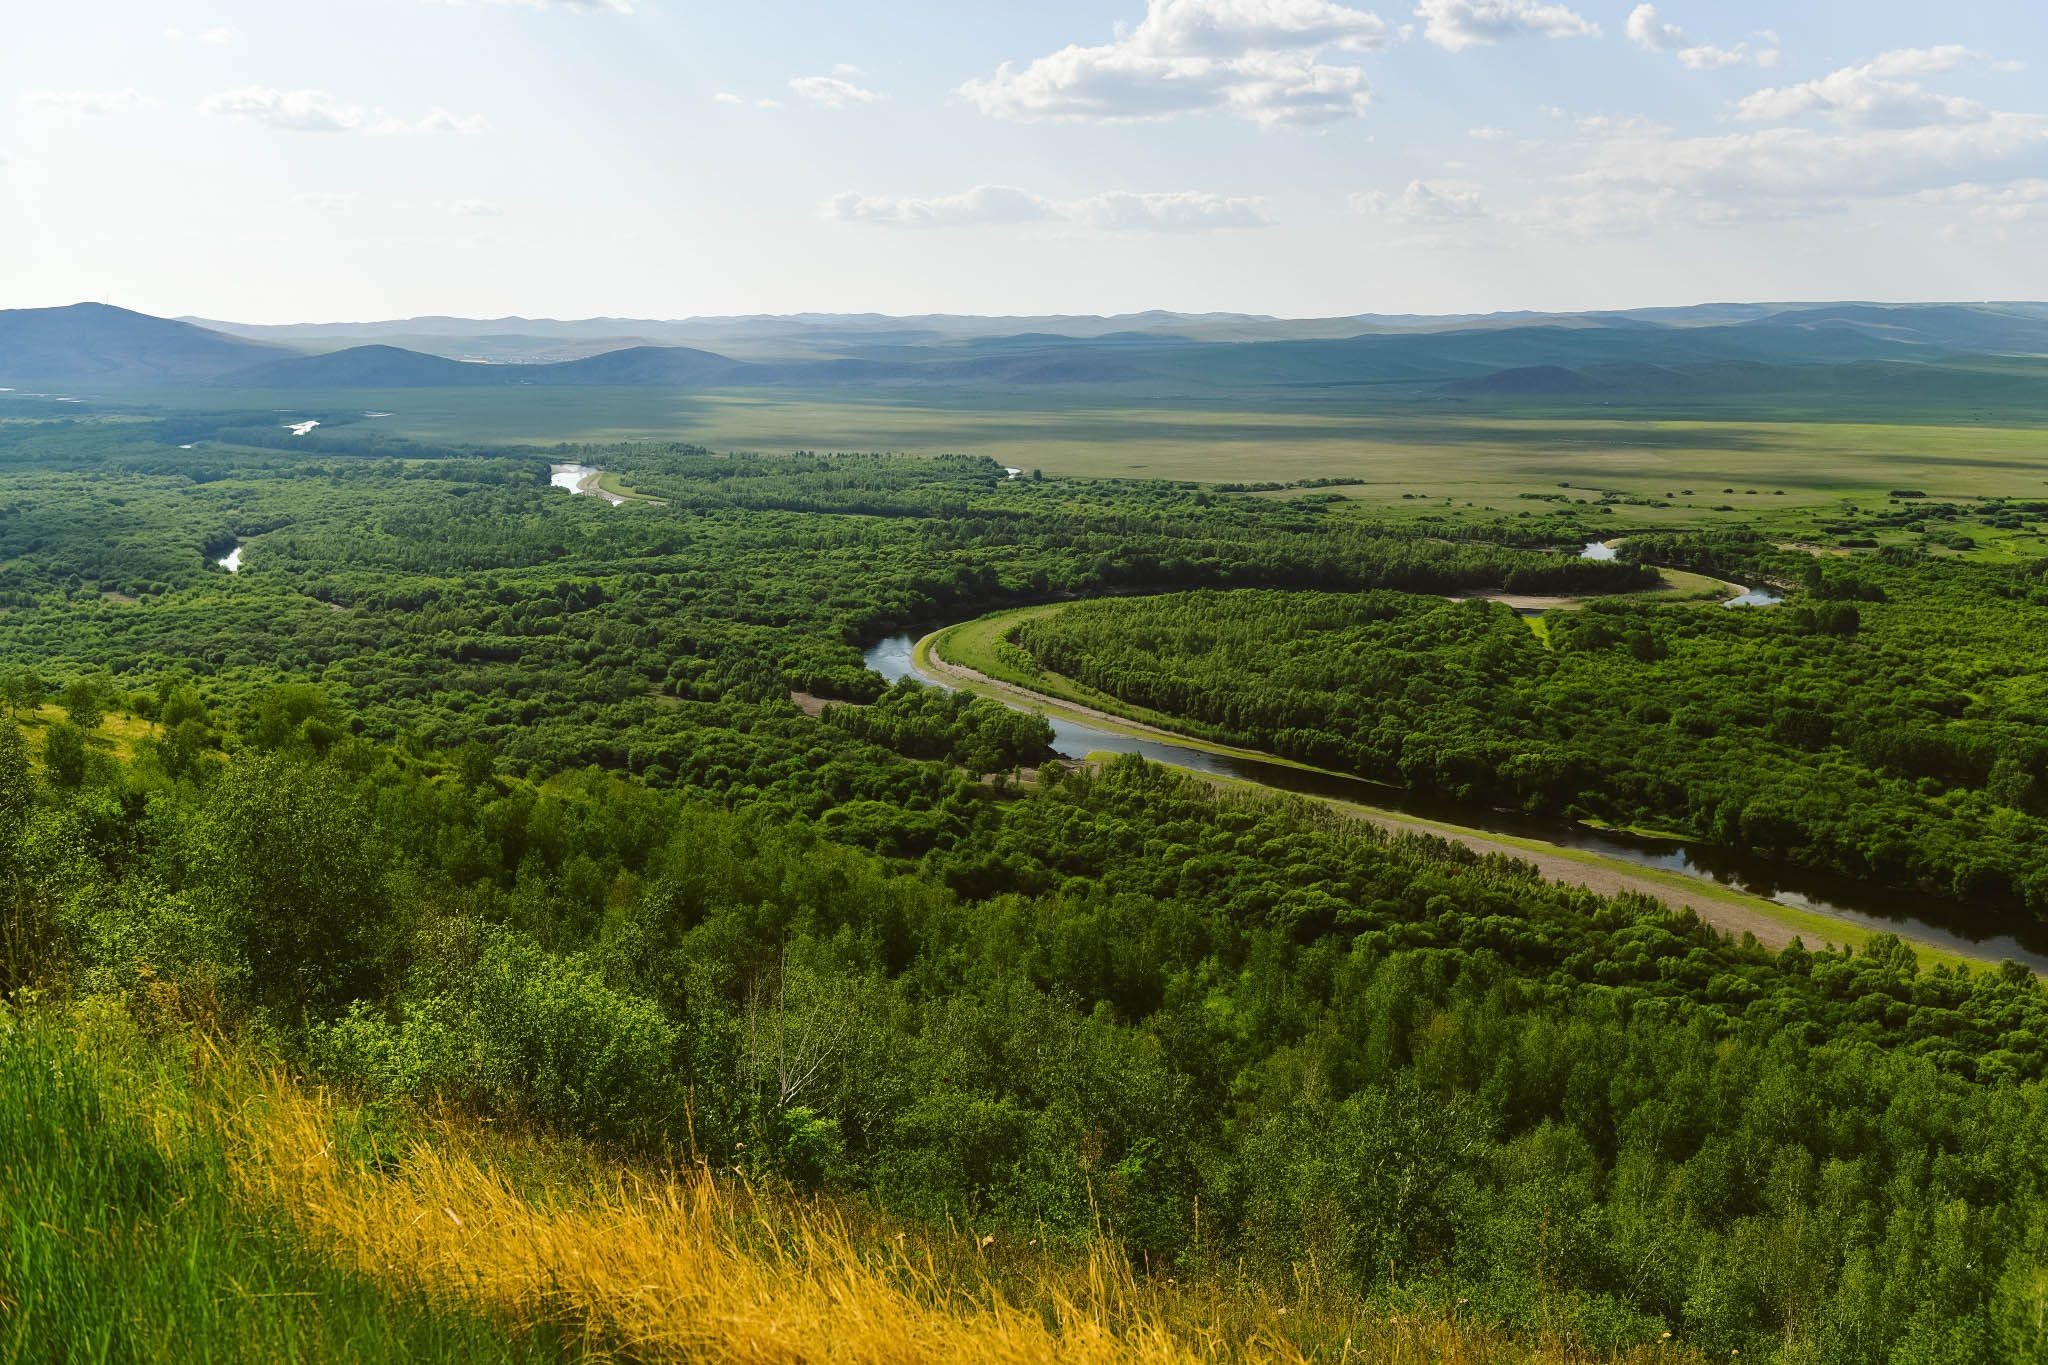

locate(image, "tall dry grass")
[[216, 1061, 1692, 1365], [16, 1004, 1696, 1364], [226, 1064, 1273, 1363]]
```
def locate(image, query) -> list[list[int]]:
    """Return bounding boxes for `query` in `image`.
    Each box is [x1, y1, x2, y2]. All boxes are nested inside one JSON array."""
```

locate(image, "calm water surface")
[[550, 463, 626, 504]]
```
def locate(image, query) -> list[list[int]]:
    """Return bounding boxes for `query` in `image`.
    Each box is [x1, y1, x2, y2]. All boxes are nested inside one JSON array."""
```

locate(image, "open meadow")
[[145, 384, 2048, 537]]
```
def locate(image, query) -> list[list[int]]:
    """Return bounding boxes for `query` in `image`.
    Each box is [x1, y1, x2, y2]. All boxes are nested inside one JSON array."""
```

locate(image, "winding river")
[[863, 629, 2048, 972], [550, 463, 627, 505], [1578, 539, 1779, 608]]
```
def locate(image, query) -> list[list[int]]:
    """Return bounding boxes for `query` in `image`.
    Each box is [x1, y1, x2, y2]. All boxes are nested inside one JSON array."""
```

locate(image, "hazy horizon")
[[81, 297, 2048, 330]]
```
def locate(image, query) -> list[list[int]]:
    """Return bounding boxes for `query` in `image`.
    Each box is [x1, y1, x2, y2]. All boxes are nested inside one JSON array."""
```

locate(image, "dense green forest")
[[0, 419, 1642, 828], [1015, 547, 2048, 916], [3, 412, 2048, 1360]]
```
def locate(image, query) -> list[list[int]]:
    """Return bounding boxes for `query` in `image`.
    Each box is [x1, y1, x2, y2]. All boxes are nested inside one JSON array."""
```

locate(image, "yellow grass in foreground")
[[122, 1029, 1694, 1365], [226, 1070, 1268, 1363]]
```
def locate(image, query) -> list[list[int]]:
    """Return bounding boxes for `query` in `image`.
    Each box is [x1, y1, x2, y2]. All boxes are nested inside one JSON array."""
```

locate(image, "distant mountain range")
[[178, 300, 2048, 363], [6, 301, 2048, 406]]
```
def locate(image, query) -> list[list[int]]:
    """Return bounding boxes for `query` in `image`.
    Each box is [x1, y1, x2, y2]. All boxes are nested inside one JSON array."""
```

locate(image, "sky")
[[5, 0, 2048, 321]]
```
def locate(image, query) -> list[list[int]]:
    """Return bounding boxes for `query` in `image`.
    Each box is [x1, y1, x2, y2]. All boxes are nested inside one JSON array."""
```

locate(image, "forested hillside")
[[5, 679, 2048, 1360]]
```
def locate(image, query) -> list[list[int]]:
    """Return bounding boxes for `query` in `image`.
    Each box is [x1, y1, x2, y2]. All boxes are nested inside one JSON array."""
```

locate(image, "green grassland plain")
[[179, 386, 2044, 486], [131, 384, 2048, 557]]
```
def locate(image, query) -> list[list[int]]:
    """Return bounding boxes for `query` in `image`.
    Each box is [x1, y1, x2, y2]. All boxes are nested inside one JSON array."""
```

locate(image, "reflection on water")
[[1723, 588, 1783, 608], [550, 463, 626, 505], [218, 544, 242, 573], [862, 632, 2047, 970], [1581, 540, 1618, 561]]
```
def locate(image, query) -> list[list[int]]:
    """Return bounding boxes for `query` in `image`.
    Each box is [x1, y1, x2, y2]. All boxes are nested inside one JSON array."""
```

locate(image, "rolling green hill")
[[0, 303, 284, 384]]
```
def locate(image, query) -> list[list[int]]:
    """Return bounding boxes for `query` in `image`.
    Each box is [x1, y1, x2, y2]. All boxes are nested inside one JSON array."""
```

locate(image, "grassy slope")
[[24, 702, 154, 763], [0, 1002, 578, 1363], [0, 1001, 1696, 1365]]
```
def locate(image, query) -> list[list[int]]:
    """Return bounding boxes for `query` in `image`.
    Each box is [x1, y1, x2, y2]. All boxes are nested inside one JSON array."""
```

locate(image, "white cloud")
[[1518, 50, 2048, 233], [827, 184, 1271, 231], [829, 186, 1060, 228], [203, 87, 365, 132], [957, 0, 1391, 129], [1414, 0, 1597, 53], [163, 25, 239, 43], [1527, 183, 1843, 238], [1919, 179, 2048, 222], [1518, 186, 1679, 237], [713, 92, 742, 104], [1678, 46, 1750, 72], [293, 192, 358, 212], [452, 199, 505, 216], [411, 107, 491, 134], [1467, 125, 1507, 140], [1353, 178, 1485, 222], [202, 88, 488, 134], [755, 98, 783, 109], [1072, 190, 1273, 229], [1574, 112, 1668, 137], [1123, 0, 1389, 55], [21, 89, 154, 117], [1515, 183, 1838, 238], [1624, 5, 1750, 69], [1578, 114, 2048, 209], [790, 75, 883, 107], [1624, 5, 1681, 51], [1736, 48, 1990, 127]]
